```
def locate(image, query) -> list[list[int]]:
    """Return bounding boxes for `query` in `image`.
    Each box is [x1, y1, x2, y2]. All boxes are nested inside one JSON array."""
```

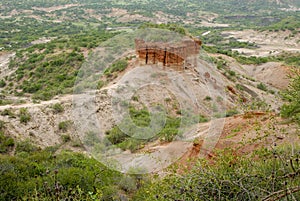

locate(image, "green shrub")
[[214, 109, 239, 118], [133, 146, 300, 201], [139, 23, 187, 35], [119, 176, 137, 192], [19, 108, 31, 124], [132, 96, 139, 101], [104, 59, 128, 75], [0, 79, 6, 88], [129, 106, 151, 127], [236, 55, 270, 65], [257, 82, 268, 91], [236, 84, 244, 91], [0, 131, 15, 154], [1, 109, 15, 118], [9, 46, 91, 100], [15, 139, 39, 153], [159, 127, 178, 142], [52, 103, 64, 113], [0, 150, 124, 200], [228, 70, 236, 77], [58, 121, 71, 132], [97, 80, 106, 89], [0, 120, 4, 130], [204, 96, 212, 101], [281, 70, 300, 125], [199, 114, 209, 123], [226, 109, 239, 117], [118, 138, 144, 152], [106, 127, 127, 145], [61, 134, 71, 143], [71, 139, 83, 147], [105, 105, 182, 151], [0, 99, 13, 106]]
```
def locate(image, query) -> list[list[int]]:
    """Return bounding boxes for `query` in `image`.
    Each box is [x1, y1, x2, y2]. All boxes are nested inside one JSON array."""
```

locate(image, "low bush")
[[15, 139, 40, 153], [104, 59, 128, 76], [0, 80, 6, 88], [204, 96, 212, 101], [58, 121, 71, 132], [52, 103, 64, 113], [19, 108, 31, 124], [1, 109, 15, 118], [257, 82, 268, 91], [0, 125, 14, 154], [226, 109, 239, 117], [133, 146, 300, 201], [199, 114, 209, 123], [0, 149, 124, 201], [281, 70, 300, 125], [104, 105, 209, 151], [61, 134, 71, 143]]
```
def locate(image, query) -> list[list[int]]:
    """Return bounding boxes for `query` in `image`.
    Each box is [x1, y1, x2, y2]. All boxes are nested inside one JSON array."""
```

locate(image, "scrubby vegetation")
[[52, 103, 64, 114], [19, 108, 31, 124], [281, 69, 300, 125], [0, 147, 127, 200], [104, 106, 183, 152], [1, 137, 300, 200], [133, 146, 300, 201], [3, 31, 115, 100], [140, 23, 188, 35], [100, 104, 209, 153], [0, 121, 14, 154], [257, 82, 268, 92], [58, 120, 72, 132], [0, 0, 299, 200]]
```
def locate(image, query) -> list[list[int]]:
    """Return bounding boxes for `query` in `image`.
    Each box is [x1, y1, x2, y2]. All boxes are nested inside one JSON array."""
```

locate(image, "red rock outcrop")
[[135, 37, 201, 69]]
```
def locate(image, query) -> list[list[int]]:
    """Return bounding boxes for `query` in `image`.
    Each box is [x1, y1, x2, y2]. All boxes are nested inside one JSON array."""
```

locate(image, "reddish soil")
[[177, 112, 299, 171]]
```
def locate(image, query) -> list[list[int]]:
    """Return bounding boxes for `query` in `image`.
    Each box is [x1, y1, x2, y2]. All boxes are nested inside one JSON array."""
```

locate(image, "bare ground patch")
[[243, 62, 291, 89], [0, 52, 15, 80], [222, 30, 300, 57]]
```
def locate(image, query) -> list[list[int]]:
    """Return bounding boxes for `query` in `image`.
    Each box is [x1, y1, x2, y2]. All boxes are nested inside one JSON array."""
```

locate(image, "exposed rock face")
[[135, 38, 201, 69]]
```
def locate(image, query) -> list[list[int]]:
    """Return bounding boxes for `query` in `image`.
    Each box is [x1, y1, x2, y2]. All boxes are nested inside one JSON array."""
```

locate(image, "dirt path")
[[0, 94, 73, 110]]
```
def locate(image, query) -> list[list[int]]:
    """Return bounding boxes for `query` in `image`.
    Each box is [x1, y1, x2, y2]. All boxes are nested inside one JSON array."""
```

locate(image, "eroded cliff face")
[[135, 38, 201, 68]]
